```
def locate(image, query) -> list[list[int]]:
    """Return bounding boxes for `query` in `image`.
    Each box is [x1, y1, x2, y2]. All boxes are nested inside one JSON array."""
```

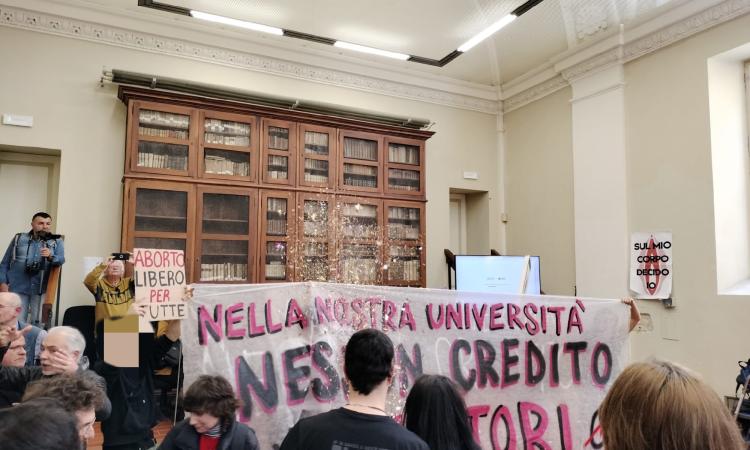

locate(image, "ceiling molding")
[[501, 0, 750, 113], [0, 4, 500, 114]]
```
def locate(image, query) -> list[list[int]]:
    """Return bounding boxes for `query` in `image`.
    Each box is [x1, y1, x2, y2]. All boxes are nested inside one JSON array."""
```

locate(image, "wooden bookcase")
[[119, 87, 432, 287]]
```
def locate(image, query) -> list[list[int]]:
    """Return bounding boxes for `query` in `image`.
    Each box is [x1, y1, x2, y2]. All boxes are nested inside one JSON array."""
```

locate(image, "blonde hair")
[[599, 360, 745, 450]]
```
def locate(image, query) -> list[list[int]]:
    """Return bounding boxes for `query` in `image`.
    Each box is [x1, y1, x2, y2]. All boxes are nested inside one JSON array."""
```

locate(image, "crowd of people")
[[0, 212, 746, 449]]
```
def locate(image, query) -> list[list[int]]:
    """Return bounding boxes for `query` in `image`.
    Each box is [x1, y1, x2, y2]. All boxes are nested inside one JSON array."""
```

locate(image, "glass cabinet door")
[[125, 180, 195, 282], [130, 102, 196, 176], [297, 194, 334, 282], [200, 111, 257, 182], [384, 202, 425, 286], [196, 187, 255, 283], [261, 119, 296, 186], [340, 130, 382, 194], [260, 191, 295, 282], [384, 137, 424, 197], [337, 196, 383, 285], [298, 124, 336, 189]]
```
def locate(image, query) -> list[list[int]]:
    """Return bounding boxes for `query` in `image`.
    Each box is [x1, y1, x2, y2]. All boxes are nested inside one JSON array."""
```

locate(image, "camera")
[[111, 252, 131, 261]]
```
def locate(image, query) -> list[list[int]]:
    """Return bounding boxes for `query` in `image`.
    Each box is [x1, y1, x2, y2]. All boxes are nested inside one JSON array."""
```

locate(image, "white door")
[[449, 194, 467, 254], [0, 161, 50, 243]]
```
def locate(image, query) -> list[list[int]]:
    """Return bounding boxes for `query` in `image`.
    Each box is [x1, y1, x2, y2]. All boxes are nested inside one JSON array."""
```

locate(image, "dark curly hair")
[[183, 375, 239, 425], [0, 398, 80, 450], [344, 329, 394, 395], [22, 373, 105, 413]]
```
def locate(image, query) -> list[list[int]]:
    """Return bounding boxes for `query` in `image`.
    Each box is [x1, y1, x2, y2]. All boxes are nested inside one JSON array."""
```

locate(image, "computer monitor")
[[455, 255, 541, 294]]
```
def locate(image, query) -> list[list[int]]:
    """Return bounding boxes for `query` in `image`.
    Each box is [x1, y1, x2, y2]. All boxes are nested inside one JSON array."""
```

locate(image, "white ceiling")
[[39, 0, 685, 87]]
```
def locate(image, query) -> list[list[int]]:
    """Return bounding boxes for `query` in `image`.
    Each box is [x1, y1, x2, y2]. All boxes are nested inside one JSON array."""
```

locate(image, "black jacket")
[[95, 331, 176, 447], [158, 418, 259, 450]]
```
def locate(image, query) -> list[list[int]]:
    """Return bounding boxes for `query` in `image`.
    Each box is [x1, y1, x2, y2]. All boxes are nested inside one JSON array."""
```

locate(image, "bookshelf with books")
[[195, 186, 256, 283], [261, 118, 296, 185], [384, 137, 424, 197], [340, 130, 383, 194], [383, 201, 425, 286], [200, 111, 258, 182], [122, 179, 195, 280], [298, 124, 336, 189], [260, 190, 295, 282], [128, 101, 197, 176], [120, 87, 432, 286], [296, 193, 335, 282], [337, 196, 383, 284]]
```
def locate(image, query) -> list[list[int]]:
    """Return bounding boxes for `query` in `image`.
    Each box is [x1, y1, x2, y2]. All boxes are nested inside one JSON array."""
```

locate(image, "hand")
[[40, 247, 51, 258], [182, 286, 194, 301], [47, 348, 79, 373], [0, 325, 32, 347], [128, 299, 148, 317], [622, 297, 641, 332], [0, 283, 9, 292]]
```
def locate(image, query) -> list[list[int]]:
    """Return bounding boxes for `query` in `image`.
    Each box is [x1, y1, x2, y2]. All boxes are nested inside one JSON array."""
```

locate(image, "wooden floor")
[[88, 420, 174, 449]]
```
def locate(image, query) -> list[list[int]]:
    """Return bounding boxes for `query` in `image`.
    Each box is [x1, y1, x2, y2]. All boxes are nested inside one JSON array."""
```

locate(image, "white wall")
[[505, 12, 750, 395], [504, 87, 576, 296], [0, 25, 501, 310]]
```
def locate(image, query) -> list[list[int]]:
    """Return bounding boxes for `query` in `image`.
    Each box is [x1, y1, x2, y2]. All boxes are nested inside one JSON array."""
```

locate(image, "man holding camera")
[[0, 212, 66, 326]]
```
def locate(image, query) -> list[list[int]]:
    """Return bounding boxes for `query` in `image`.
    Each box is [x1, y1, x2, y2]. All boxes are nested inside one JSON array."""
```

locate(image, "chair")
[[61, 305, 97, 366]]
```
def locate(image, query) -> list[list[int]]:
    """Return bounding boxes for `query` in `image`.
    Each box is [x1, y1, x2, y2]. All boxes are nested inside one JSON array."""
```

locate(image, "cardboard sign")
[[183, 282, 630, 450], [133, 248, 188, 321], [629, 232, 673, 299]]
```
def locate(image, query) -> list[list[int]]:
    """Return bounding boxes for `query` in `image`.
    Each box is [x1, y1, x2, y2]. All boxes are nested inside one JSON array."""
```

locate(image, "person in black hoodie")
[[158, 375, 259, 450], [95, 317, 180, 450]]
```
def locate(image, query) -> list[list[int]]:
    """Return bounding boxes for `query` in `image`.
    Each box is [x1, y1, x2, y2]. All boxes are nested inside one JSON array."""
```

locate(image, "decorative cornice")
[[622, 0, 750, 62], [502, 0, 750, 113], [0, 5, 500, 114], [503, 75, 568, 113]]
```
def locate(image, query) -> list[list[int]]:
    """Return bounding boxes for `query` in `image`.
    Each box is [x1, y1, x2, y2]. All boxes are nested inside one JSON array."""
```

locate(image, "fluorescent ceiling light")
[[333, 41, 410, 61], [190, 10, 283, 35], [457, 14, 517, 52]]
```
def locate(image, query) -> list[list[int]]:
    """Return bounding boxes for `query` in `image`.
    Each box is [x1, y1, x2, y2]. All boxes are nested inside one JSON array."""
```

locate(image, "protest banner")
[[133, 248, 188, 321], [183, 282, 630, 450], [629, 232, 672, 299]]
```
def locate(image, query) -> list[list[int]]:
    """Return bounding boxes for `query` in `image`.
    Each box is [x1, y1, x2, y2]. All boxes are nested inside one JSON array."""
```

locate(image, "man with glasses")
[[0, 292, 45, 366]]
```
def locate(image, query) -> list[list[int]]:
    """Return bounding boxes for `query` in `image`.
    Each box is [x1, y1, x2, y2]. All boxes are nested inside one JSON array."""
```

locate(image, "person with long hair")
[[598, 360, 746, 450], [403, 374, 481, 450]]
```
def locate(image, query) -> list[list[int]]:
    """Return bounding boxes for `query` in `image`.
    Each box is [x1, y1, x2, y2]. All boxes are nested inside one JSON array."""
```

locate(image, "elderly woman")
[[83, 256, 135, 330], [159, 375, 259, 450]]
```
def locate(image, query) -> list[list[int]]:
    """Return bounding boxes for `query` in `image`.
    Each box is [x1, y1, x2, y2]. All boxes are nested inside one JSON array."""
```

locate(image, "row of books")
[[267, 127, 290, 150], [342, 224, 378, 239], [388, 224, 420, 240], [205, 155, 250, 176], [344, 164, 378, 176], [304, 172, 329, 183], [138, 152, 188, 170], [388, 144, 419, 165], [140, 110, 190, 129], [344, 176, 377, 188], [265, 263, 286, 279], [340, 259, 379, 283], [304, 159, 329, 171], [341, 203, 377, 218], [343, 138, 378, 161], [302, 242, 328, 257], [389, 207, 420, 221], [200, 263, 248, 281], [303, 221, 327, 237], [205, 133, 250, 147], [304, 132, 329, 155], [388, 259, 420, 282], [204, 119, 250, 135], [266, 219, 287, 235], [139, 126, 188, 140], [267, 155, 288, 179]]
